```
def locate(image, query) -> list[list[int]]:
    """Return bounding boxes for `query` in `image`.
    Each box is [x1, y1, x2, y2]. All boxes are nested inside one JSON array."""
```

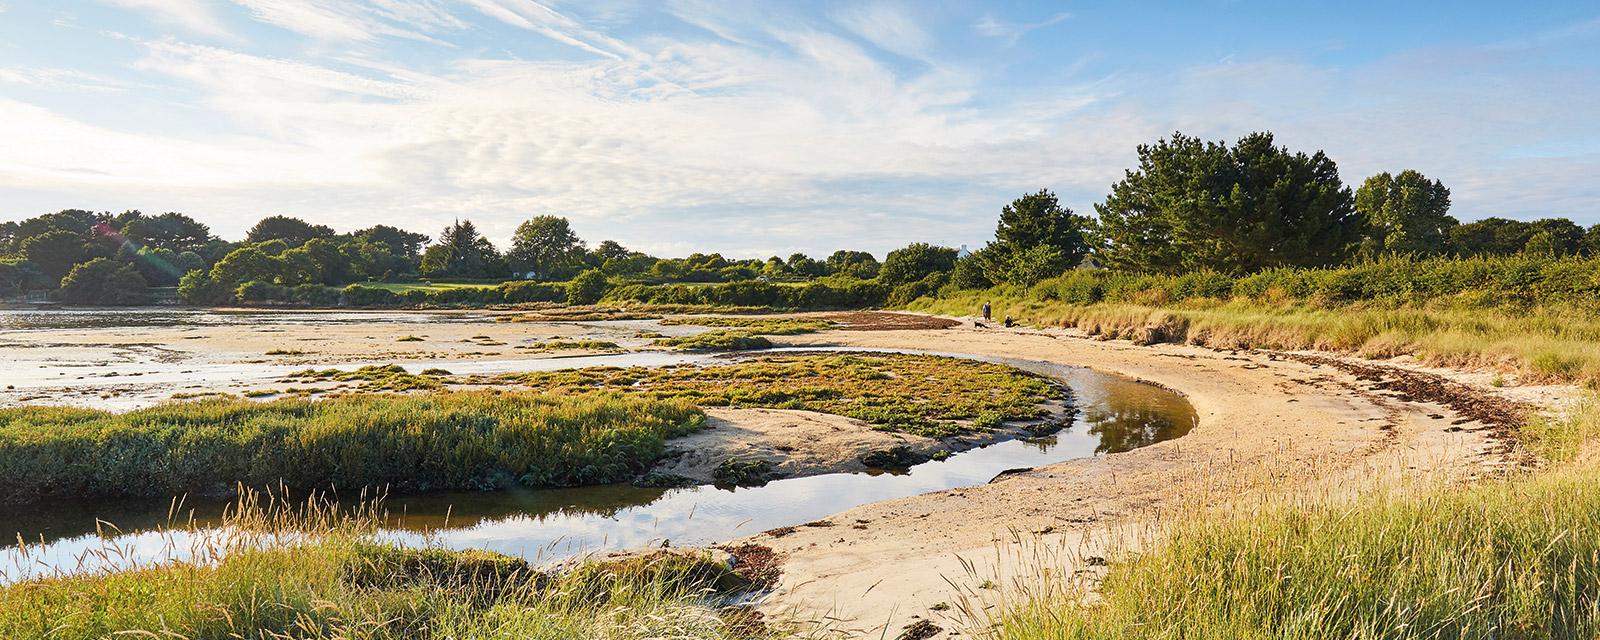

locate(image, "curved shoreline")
[[743, 323, 1533, 638]]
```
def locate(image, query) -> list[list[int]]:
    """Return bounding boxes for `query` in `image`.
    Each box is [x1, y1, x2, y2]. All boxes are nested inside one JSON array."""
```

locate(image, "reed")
[[0, 390, 705, 505]]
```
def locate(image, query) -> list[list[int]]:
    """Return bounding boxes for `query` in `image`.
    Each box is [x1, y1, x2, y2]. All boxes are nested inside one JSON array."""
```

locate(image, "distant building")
[[957, 244, 973, 259]]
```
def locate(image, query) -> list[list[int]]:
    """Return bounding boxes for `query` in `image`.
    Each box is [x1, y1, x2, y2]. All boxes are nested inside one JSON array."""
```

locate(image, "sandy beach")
[[1, 309, 1570, 638], [739, 320, 1556, 639]]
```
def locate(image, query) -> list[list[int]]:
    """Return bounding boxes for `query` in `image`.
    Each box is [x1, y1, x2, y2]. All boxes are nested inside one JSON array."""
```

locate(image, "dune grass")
[[0, 497, 766, 640], [915, 293, 1600, 386], [494, 353, 1062, 438], [0, 390, 705, 505], [981, 404, 1600, 640]]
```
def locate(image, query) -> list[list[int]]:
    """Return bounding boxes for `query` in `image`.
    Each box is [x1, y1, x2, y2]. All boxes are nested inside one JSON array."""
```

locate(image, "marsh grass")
[[282, 363, 449, 391], [976, 406, 1600, 640], [494, 353, 1062, 438], [659, 317, 837, 335], [0, 495, 766, 640], [654, 330, 775, 351], [0, 390, 705, 505], [515, 340, 623, 351]]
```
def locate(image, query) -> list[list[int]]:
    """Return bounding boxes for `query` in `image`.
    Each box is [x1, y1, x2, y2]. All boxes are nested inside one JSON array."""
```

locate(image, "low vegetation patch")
[[516, 340, 622, 351], [659, 317, 836, 334], [0, 391, 706, 505], [281, 364, 449, 391], [860, 445, 928, 469], [494, 353, 1062, 438], [654, 330, 774, 351], [0, 502, 767, 639], [713, 458, 775, 487]]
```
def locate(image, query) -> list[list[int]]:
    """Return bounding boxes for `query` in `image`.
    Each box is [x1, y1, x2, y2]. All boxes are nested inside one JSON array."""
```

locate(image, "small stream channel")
[[0, 310, 1196, 582], [2, 353, 1194, 582]]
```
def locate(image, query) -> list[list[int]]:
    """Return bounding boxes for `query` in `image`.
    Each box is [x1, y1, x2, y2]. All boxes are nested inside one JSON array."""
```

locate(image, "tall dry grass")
[[969, 403, 1600, 639]]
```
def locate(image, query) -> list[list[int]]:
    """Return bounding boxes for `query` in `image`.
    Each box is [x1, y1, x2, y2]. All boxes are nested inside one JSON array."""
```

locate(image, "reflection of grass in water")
[[495, 353, 1063, 438], [0, 494, 767, 639], [0, 391, 706, 505]]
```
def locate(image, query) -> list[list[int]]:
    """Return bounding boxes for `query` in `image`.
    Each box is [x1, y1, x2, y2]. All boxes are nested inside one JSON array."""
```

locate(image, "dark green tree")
[[59, 258, 149, 305], [0, 259, 47, 297], [1354, 170, 1455, 257], [1095, 132, 1360, 273], [120, 212, 213, 253], [879, 243, 958, 286], [0, 221, 22, 256], [509, 216, 586, 280], [825, 250, 880, 278], [1447, 218, 1585, 256], [354, 225, 430, 258], [982, 190, 1092, 285], [21, 230, 92, 285], [595, 240, 632, 261], [245, 216, 334, 247], [995, 190, 1091, 258], [786, 253, 825, 278], [422, 220, 503, 279]]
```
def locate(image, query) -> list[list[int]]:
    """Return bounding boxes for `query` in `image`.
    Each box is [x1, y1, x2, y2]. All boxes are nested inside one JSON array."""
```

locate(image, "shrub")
[[567, 269, 610, 306]]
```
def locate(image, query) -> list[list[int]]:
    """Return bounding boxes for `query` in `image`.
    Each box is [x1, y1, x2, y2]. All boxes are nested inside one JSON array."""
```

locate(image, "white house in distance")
[[957, 244, 973, 259]]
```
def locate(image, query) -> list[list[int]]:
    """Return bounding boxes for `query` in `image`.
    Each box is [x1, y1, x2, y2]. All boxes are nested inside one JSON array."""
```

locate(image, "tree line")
[[2, 129, 1594, 306]]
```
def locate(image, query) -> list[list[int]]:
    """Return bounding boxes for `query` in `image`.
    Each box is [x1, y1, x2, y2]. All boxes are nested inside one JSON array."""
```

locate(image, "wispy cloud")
[[228, 0, 454, 44], [972, 11, 1069, 46], [829, 2, 934, 61], [1, 3, 1597, 256], [100, 0, 231, 37], [0, 65, 147, 94]]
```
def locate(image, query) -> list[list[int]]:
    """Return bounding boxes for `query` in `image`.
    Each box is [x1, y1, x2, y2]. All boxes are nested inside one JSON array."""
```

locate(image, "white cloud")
[[2, 4, 1596, 256], [0, 66, 146, 94], [100, 0, 232, 38], [228, 0, 453, 44], [829, 2, 933, 61], [972, 11, 1069, 46]]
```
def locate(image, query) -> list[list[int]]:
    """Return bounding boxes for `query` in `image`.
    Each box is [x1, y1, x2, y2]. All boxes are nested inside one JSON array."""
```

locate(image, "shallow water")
[[1, 351, 1194, 582]]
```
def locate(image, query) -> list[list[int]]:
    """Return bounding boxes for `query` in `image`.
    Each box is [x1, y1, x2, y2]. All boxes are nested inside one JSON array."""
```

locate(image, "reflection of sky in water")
[[3, 349, 1195, 581]]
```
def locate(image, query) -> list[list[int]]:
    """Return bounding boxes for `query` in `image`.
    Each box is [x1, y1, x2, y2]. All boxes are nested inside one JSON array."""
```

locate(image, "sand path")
[[742, 324, 1517, 639]]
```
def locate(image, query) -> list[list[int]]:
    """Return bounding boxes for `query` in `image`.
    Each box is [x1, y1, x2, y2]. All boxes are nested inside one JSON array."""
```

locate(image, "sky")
[[0, 1, 1597, 258]]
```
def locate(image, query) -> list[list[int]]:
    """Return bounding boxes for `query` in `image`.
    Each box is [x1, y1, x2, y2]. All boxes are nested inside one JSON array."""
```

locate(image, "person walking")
[[982, 301, 991, 323]]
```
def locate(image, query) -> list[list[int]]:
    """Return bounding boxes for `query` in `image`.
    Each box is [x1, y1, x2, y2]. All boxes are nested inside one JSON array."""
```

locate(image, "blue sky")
[[1, 1, 1596, 258]]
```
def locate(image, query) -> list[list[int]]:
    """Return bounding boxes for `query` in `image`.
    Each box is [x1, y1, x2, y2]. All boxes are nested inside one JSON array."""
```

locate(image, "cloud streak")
[[0, 3, 1596, 257]]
